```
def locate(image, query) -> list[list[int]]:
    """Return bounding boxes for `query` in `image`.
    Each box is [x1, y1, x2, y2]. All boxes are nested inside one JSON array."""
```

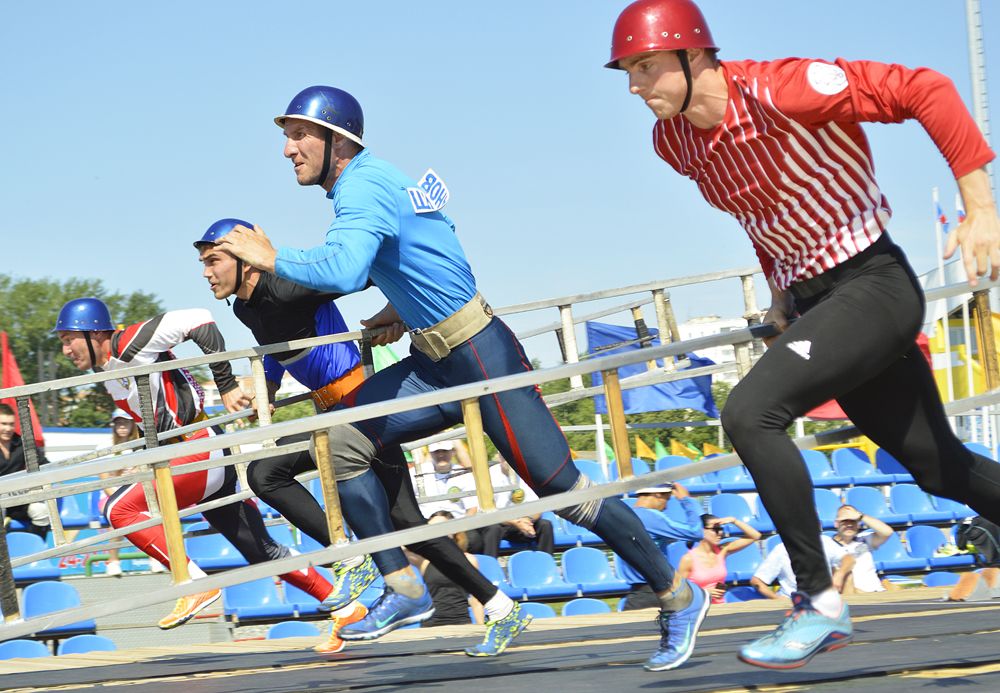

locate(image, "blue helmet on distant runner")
[[53, 298, 114, 333], [274, 86, 364, 146], [193, 218, 254, 250]]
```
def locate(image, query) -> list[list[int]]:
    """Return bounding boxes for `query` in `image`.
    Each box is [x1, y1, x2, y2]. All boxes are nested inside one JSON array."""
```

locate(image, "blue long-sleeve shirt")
[[615, 497, 704, 586], [274, 149, 478, 330]]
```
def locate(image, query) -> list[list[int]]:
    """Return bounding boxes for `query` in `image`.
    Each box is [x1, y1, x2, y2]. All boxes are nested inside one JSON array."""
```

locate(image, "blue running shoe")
[[645, 579, 711, 672], [338, 587, 435, 641], [320, 555, 378, 612], [464, 602, 532, 657], [738, 592, 853, 669]]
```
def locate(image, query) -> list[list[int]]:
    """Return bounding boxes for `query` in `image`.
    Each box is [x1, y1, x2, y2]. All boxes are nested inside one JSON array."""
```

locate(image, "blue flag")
[[587, 321, 719, 417]]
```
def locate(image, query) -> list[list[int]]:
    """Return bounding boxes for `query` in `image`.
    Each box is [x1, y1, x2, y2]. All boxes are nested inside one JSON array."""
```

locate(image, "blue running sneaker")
[[738, 592, 853, 669], [464, 602, 532, 657], [338, 587, 435, 641], [320, 555, 378, 612], [645, 580, 711, 672]]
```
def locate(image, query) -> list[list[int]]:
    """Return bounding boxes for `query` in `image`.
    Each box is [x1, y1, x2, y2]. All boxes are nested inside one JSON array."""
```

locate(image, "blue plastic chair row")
[[19, 581, 96, 637], [223, 569, 386, 621], [478, 547, 632, 601]]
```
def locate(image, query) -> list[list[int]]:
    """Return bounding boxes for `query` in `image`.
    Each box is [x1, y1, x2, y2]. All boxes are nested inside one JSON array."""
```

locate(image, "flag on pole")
[[670, 439, 700, 460], [956, 193, 966, 224], [1, 332, 45, 447], [634, 436, 657, 460], [936, 203, 949, 233], [604, 442, 617, 463], [653, 438, 669, 460], [703, 442, 727, 456]]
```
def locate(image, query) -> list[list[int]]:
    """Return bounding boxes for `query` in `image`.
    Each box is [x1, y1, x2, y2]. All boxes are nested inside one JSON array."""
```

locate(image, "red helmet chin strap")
[[677, 50, 693, 113]]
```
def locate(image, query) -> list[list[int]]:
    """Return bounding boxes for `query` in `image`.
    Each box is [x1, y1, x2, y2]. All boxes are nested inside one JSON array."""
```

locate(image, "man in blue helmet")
[[196, 217, 527, 655], [53, 298, 339, 635], [217, 86, 709, 668]]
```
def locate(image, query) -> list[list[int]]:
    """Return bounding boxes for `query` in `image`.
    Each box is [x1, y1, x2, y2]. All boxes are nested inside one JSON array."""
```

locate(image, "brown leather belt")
[[311, 364, 366, 411]]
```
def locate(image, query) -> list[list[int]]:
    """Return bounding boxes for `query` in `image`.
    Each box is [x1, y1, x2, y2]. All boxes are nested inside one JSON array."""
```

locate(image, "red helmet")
[[606, 0, 717, 69]]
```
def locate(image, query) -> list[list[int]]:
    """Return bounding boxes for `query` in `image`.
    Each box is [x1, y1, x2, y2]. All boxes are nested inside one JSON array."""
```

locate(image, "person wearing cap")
[[53, 298, 336, 633], [99, 408, 142, 577], [216, 86, 706, 669], [616, 484, 703, 611], [196, 226, 526, 656], [0, 402, 51, 539], [606, 0, 1000, 669]]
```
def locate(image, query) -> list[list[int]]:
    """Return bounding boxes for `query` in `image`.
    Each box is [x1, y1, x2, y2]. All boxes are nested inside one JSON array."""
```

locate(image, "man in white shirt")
[[822, 504, 894, 594], [416, 441, 478, 518]]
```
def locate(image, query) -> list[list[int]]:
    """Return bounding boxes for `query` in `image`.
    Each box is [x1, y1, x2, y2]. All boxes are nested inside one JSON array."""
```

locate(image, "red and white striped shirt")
[[653, 58, 995, 289]]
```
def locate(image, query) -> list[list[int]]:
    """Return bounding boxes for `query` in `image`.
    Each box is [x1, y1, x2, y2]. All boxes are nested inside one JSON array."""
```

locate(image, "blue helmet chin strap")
[[318, 129, 334, 188], [85, 332, 102, 372]]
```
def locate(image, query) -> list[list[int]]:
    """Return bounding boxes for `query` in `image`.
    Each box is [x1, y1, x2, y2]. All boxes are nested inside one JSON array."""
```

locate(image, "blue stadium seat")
[[801, 449, 848, 487], [764, 534, 784, 554], [57, 634, 117, 655], [562, 597, 611, 616], [752, 497, 776, 534], [222, 578, 295, 620], [519, 601, 556, 619], [185, 522, 249, 570], [904, 525, 975, 568], [713, 466, 756, 493], [296, 532, 326, 554], [265, 523, 295, 548], [561, 519, 602, 547], [931, 495, 975, 522], [722, 542, 763, 582], [58, 491, 97, 528], [871, 534, 928, 572], [22, 581, 96, 635], [813, 488, 842, 529], [6, 532, 60, 583], [845, 487, 909, 525], [923, 571, 961, 587], [545, 513, 579, 548], [873, 449, 914, 483], [561, 547, 630, 594], [473, 554, 521, 599], [283, 566, 333, 615], [573, 459, 608, 484], [890, 485, 954, 524], [666, 541, 689, 569], [723, 585, 765, 602], [655, 456, 716, 492], [708, 494, 755, 533], [507, 551, 578, 599], [0, 639, 50, 659], [266, 620, 321, 639], [832, 448, 896, 486], [609, 458, 652, 480], [964, 442, 994, 460]]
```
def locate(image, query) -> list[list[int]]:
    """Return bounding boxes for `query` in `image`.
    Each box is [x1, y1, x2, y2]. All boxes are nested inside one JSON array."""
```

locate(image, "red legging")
[[104, 427, 330, 600]]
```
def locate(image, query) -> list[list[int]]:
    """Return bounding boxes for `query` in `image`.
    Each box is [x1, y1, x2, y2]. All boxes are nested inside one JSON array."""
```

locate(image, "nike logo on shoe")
[[787, 340, 812, 360], [375, 611, 400, 628]]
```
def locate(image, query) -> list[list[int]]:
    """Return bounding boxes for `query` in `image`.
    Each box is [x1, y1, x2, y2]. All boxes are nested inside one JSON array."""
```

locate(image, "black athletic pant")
[[247, 433, 499, 604], [721, 236, 1000, 595], [477, 518, 555, 557]]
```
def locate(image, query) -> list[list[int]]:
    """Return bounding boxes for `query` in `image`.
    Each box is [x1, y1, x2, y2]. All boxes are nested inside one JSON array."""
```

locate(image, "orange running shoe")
[[157, 589, 222, 630], [314, 603, 368, 654]]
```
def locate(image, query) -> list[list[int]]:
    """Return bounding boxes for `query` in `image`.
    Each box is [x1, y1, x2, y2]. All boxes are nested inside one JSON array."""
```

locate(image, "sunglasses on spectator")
[[706, 524, 724, 533]]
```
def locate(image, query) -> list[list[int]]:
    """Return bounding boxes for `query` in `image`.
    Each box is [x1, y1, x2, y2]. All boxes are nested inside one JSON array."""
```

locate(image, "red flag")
[[1, 332, 45, 447], [806, 333, 932, 421]]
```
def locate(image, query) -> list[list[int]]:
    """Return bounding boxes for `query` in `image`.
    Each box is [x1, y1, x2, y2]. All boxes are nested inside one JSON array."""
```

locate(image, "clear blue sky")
[[1, 1, 997, 369]]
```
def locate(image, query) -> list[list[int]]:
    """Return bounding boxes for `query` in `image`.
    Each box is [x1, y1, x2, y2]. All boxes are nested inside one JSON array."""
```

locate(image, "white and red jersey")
[[101, 309, 238, 435], [653, 58, 995, 290]]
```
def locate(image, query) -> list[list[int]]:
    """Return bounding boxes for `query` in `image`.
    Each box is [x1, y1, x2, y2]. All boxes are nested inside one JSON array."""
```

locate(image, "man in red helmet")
[[607, 0, 1000, 670]]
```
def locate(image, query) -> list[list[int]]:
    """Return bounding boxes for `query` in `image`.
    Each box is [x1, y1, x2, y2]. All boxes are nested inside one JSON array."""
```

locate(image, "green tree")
[[0, 275, 163, 427]]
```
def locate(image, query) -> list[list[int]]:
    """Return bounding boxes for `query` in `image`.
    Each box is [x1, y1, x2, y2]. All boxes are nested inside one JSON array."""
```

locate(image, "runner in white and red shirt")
[[607, 0, 1000, 671], [54, 298, 335, 632]]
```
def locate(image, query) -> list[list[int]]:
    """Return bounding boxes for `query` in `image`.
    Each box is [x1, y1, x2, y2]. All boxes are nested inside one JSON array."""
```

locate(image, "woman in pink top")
[[676, 514, 762, 603]]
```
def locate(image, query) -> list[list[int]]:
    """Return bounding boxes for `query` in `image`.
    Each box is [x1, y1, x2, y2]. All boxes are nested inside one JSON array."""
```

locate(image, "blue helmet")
[[53, 298, 114, 333], [193, 218, 253, 249], [274, 86, 364, 146]]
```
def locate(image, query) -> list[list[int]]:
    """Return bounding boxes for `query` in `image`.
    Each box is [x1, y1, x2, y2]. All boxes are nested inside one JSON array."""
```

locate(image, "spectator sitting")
[[750, 541, 801, 600], [0, 403, 51, 539], [676, 514, 762, 604], [416, 511, 484, 626], [616, 483, 704, 610], [99, 409, 142, 577], [416, 440, 478, 519], [475, 456, 554, 556], [823, 504, 894, 594]]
